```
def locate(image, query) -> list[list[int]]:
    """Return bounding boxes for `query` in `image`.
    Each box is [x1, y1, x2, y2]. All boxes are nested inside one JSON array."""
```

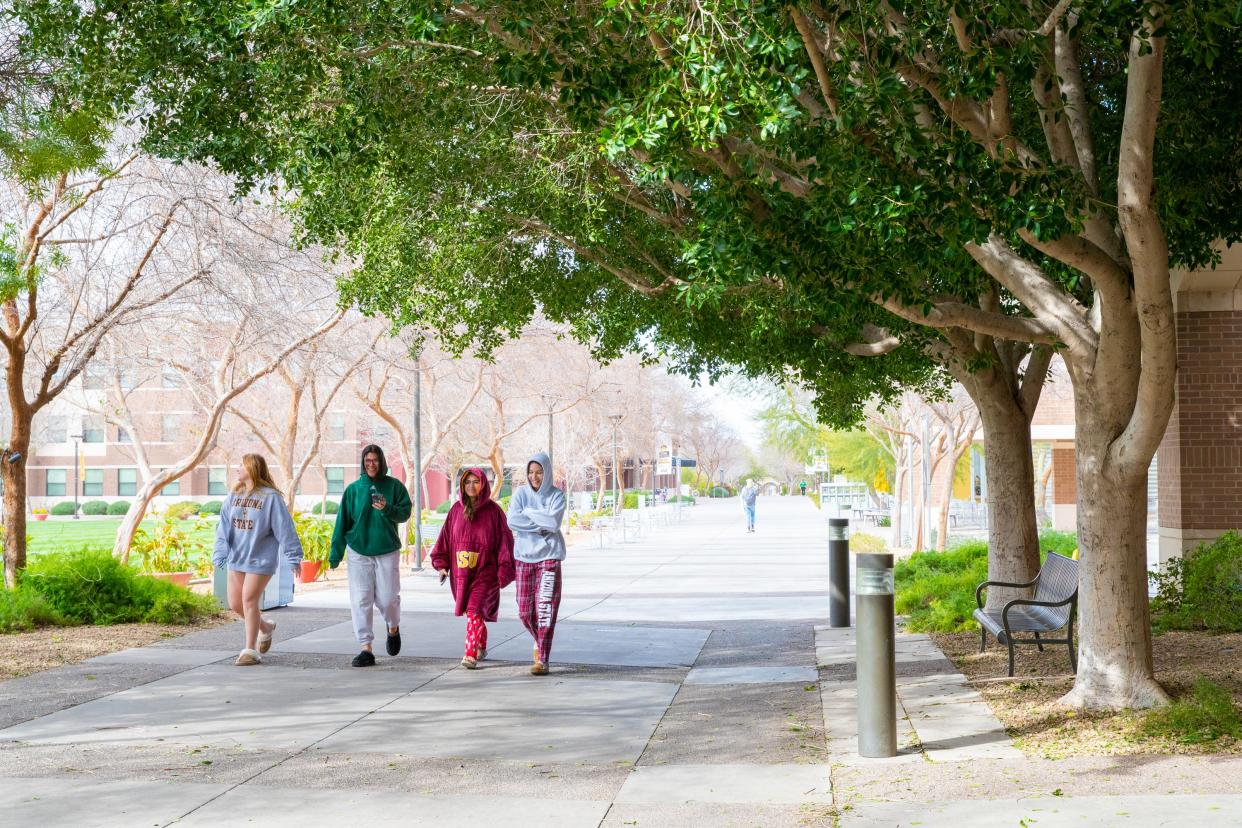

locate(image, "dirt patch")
[[930, 629, 1242, 758], [0, 616, 231, 681]]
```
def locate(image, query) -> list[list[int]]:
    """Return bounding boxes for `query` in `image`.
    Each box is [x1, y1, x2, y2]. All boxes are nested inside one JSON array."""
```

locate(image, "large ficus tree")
[[21, 1, 1242, 709]]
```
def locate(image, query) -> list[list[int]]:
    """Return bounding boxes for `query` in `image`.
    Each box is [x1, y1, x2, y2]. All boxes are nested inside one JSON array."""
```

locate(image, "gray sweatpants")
[[347, 548, 402, 646]]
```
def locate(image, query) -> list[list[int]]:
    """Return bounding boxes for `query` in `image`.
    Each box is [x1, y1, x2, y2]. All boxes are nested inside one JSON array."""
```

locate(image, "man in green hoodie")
[[329, 444, 413, 667]]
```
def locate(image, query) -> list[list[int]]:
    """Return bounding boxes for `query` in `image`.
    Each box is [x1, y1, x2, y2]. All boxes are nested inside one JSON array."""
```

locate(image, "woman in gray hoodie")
[[213, 454, 303, 665], [506, 452, 566, 675]]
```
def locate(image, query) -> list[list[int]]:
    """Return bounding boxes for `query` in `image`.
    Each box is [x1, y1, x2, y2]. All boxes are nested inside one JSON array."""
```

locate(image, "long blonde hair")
[[233, 453, 280, 495]]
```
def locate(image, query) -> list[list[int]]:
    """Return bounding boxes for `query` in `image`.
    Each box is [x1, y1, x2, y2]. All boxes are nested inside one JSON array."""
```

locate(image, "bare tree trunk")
[[975, 394, 1041, 609], [2, 421, 30, 588], [936, 444, 955, 553], [1035, 450, 1054, 513], [891, 461, 905, 549], [1060, 410, 1167, 709]]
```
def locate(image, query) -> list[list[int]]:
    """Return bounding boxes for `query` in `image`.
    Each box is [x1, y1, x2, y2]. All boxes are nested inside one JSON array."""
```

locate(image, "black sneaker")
[[351, 650, 376, 667], [386, 629, 401, 657]]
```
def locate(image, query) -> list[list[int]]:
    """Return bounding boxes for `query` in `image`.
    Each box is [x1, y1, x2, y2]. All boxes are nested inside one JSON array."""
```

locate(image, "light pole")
[[70, 432, 84, 519], [411, 349, 423, 572], [608, 413, 624, 516], [540, 392, 558, 471]]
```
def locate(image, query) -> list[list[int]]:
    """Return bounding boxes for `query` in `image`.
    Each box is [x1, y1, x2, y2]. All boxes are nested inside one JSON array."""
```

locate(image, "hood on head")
[[527, 452, 553, 496], [361, 444, 388, 478], [459, 467, 493, 506]]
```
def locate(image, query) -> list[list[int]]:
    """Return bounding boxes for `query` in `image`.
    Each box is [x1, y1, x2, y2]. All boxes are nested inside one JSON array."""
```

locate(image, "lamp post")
[[540, 392, 558, 471], [608, 413, 624, 516], [411, 349, 423, 572], [70, 432, 84, 519]]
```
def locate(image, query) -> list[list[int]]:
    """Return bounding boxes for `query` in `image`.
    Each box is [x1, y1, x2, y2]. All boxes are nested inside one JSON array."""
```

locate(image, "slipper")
[[258, 619, 276, 654], [235, 648, 262, 666], [461, 656, 478, 669]]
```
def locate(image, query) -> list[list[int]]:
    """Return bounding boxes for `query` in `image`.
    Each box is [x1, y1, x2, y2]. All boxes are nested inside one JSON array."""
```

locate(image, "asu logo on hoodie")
[[455, 549, 480, 569]]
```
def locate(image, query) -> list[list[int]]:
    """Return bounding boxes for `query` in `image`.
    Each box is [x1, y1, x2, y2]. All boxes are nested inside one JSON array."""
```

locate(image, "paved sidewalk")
[[0, 497, 837, 827], [5, 497, 1242, 827]]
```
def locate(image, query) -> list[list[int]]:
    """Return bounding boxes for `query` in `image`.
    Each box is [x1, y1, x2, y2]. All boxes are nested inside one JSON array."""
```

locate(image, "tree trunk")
[[974, 395, 1041, 609], [891, 462, 905, 549], [936, 446, 955, 552], [1059, 412, 1168, 709], [114, 476, 170, 563], [2, 424, 30, 589]]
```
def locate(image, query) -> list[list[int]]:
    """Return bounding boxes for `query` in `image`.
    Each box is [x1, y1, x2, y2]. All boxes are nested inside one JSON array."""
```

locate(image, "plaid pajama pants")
[[516, 560, 562, 664]]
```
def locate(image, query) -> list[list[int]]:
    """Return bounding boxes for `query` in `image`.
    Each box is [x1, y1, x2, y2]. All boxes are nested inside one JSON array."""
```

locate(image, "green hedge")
[[108, 500, 131, 515], [50, 502, 77, 516], [1151, 531, 1242, 633], [200, 500, 223, 515], [17, 548, 219, 628], [81, 500, 109, 516], [0, 587, 65, 633], [895, 533, 1072, 633], [311, 500, 340, 515], [435, 499, 452, 514]]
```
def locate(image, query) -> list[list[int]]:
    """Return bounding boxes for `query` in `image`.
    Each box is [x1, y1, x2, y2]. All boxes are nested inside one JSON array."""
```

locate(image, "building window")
[[83, 363, 107, 390], [328, 413, 346, 441], [326, 467, 345, 496], [46, 469, 67, 497], [161, 473, 180, 496], [117, 427, 131, 444], [118, 365, 137, 390], [82, 416, 105, 443], [161, 415, 180, 442], [118, 468, 137, 497], [83, 468, 103, 497], [162, 365, 183, 388], [41, 414, 67, 444], [209, 467, 228, 496]]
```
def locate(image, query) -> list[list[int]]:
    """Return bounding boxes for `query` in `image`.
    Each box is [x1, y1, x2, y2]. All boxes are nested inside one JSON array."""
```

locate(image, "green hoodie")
[[329, 445, 413, 566]]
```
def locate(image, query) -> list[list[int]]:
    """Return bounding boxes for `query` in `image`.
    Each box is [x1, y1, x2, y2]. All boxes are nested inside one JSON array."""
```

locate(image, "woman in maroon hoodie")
[[431, 468, 516, 668]]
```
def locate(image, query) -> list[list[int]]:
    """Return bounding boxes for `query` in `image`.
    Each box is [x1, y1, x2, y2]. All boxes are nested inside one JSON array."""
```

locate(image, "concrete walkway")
[[4, 497, 1241, 827]]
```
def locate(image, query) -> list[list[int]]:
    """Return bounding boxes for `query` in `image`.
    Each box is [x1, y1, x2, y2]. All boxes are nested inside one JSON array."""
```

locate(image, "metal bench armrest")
[[975, 576, 1040, 609]]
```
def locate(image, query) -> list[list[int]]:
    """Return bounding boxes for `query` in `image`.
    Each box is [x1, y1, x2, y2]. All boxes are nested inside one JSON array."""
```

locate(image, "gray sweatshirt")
[[213, 486, 304, 575], [506, 452, 567, 563]]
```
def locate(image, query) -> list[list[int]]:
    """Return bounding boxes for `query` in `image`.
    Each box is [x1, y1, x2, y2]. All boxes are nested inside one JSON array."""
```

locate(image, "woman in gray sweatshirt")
[[213, 454, 303, 665]]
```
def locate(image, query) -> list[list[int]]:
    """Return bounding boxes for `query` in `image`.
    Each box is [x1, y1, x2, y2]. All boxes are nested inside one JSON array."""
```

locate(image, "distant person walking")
[[741, 478, 758, 533], [213, 454, 303, 666], [431, 468, 515, 669], [507, 452, 566, 676], [328, 444, 413, 668]]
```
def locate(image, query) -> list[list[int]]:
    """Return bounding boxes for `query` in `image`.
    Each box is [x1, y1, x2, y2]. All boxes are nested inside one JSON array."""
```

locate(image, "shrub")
[[50, 502, 77, 516], [21, 548, 218, 626], [0, 586, 65, 633], [851, 533, 888, 553], [1151, 532, 1242, 633], [876, 515, 892, 527], [435, 499, 452, 514], [132, 515, 204, 574], [108, 500, 131, 515], [497, 496, 511, 512], [1142, 679, 1242, 745], [294, 512, 333, 565], [710, 486, 729, 498], [1040, 530, 1078, 558], [199, 500, 223, 515], [165, 501, 202, 520], [895, 541, 990, 633], [80, 500, 109, 516], [623, 492, 640, 509], [312, 500, 340, 515]]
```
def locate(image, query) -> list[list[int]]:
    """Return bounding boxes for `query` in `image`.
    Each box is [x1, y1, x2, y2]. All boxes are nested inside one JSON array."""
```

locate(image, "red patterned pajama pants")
[[516, 560, 562, 664], [465, 612, 488, 658]]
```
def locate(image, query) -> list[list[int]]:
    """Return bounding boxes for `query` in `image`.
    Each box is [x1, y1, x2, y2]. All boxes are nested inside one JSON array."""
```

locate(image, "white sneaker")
[[235, 648, 262, 666]]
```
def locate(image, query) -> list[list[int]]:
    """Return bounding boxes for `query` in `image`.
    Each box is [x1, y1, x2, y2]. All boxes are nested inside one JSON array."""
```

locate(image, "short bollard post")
[[856, 552, 896, 758], [828, 518, 850, 628]]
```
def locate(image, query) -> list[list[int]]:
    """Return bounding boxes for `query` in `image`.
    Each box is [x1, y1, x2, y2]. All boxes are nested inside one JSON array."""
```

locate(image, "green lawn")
[[27, 518, 217, 556]]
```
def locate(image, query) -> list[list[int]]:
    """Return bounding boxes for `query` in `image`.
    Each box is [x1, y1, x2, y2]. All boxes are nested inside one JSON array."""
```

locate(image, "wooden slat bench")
[[973, 551, 1079, 677]]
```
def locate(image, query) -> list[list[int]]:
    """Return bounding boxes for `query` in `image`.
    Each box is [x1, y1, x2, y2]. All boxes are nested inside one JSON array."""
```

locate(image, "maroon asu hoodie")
[[430, 468, 515, 621]]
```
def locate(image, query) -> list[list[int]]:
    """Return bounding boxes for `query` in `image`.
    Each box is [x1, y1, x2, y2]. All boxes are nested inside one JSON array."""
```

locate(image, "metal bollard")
[[856, 552, 896, 758], [828, 518, 850, 628]]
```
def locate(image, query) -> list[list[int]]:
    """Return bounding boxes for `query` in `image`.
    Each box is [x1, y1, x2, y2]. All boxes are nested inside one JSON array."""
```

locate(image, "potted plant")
[[133, 513, 200, 587], [32, 508, 48, 522], [293, 512, 332, 582]]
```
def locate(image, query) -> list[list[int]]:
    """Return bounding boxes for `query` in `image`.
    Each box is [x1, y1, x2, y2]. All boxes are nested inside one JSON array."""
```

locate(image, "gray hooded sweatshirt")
[[506, 451, 567, 563]]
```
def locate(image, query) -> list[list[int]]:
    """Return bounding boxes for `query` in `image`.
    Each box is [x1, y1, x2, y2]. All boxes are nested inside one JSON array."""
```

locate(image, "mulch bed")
[[929, 629, 1242, 758], [0, 616, 231, 682]]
